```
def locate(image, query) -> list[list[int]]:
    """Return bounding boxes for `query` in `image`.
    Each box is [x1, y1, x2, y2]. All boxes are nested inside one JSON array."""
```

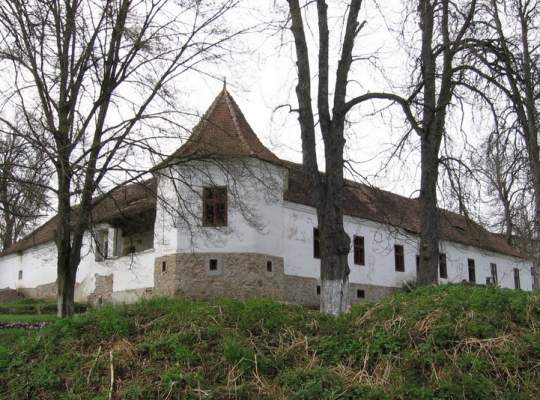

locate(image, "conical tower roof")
[[168, 88, 278, 163]]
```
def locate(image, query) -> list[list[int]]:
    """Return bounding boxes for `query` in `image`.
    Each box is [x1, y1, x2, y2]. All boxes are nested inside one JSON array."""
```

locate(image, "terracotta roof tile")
[[281, 161, 525, 259], [165, 88, 278, 163], [1, 179, 156, 256]]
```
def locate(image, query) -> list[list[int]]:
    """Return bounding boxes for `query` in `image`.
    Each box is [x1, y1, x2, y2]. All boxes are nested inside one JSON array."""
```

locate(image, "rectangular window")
[[356, 289, 365, 299], [202, 187, 227, 227], [439, 253, 447, 279], [353, 235, 365, 265], [18, 270, 22, 280], [316, 285, 321, 295], [514, 268, 520, 289], [416, 254, 420, 274], [490, 263, 498, 285], [468, 259, 476, 283], [313, 228, 320, 259], [95, 230, 109, 261], [161, 261, 167, 272], [209, 259, 218, 271], [394, 244, 405, 272], [266, 260, 273, 273]]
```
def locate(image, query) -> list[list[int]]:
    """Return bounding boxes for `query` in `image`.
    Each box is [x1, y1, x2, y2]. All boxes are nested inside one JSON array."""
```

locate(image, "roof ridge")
[[222, 89, 251, 153]]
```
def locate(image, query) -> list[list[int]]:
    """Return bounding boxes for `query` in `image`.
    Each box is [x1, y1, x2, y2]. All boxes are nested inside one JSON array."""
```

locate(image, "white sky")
[[163, 0, 427, 200]]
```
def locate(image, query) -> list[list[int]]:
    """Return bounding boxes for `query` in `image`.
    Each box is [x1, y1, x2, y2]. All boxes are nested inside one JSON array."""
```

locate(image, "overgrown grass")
[[0, 314, 59, 323], [0, 284, 539, 399], [0, 298, 86, 315]]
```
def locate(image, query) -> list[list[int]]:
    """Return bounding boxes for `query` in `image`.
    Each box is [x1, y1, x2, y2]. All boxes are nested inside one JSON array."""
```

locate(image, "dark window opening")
[[18, 270, 22, 280], [395, 245, 405, 272], [209, 259, 218, 271], [490, 263, 498, 285], [514, 268, 520, 289], [416, 254, 420, 274], [203, 187, 227, 227], [266, 260, 273, 273], [439, 253, 447, 279], [94, 230, 109, 261], [112, 209, 155, 256], [313, 228, 320, 259], [468, 259, 476, 283], [316, 285, 321, 295], [162, 261, 167, 272], [356, 289, 365, 299], [353, 235, 365, 265]]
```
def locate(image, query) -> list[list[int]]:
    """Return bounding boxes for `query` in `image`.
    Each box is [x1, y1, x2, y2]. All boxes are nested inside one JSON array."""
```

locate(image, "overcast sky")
[[159, 0, 430, 200]]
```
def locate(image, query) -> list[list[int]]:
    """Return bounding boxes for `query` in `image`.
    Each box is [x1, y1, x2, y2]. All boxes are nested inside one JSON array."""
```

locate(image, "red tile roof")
[[282, 160, 524, 259], [1, 179, 156, 256], [162, 88, 279, 165]]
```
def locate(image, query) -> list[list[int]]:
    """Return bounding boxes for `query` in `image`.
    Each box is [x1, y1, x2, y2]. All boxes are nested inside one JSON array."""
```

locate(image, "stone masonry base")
[[154, 252, 397, 308]]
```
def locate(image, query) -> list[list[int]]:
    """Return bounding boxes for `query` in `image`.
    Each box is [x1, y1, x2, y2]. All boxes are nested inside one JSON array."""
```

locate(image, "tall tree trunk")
[[56, 164, 76, 317], [418, 138, 440, 284], [529, 155, 540, 290], [319, 134, 350, 314]]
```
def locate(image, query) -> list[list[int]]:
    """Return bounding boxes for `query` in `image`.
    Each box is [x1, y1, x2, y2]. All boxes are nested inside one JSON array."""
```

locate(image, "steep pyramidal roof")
[[168, 88, 278, 163]]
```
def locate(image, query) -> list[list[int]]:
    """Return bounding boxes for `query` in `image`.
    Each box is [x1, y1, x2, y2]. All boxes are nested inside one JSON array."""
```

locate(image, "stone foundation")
[[87, 274, 113, 306], [17, 281, 58, 300], [155, 253, 286, 301], [154, 252, 398, 307]]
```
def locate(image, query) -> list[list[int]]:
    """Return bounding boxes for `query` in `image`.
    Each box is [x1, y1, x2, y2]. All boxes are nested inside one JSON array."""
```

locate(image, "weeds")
[[0, 285, 539, 399]]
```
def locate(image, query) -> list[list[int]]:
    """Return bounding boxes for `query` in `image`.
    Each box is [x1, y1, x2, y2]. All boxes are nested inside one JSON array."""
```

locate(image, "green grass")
[[0, 298, 86, 315], [0, 314, 59, 323], [0, 284, 539, 399]]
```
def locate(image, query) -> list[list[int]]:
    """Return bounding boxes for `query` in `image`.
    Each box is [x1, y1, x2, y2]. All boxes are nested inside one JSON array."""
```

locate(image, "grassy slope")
[[0, 284, 539, 400]]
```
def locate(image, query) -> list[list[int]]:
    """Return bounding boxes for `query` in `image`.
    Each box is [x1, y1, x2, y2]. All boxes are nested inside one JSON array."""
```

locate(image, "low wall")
[[154, 252, 398, 307]]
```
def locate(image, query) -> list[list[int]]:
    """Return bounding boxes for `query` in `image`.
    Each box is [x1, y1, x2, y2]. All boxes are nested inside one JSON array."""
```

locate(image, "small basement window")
[[162, 261, 167, 272], [209, 259, 218, 271], [18, 270, 22, 280], [266, 260, 273, 273], [316, 285, 321, 295], [356, 289, 365, 299]]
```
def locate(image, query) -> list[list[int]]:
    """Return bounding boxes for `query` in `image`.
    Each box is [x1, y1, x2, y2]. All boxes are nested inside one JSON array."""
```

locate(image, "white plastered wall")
[[0, 225, 156, 300], [283, 202, 533, 291]]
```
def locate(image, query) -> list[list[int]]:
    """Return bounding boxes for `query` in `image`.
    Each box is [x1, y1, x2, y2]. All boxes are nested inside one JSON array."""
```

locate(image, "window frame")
[[94, 229, 109, 262], [394, 244, 405, 272], [202, 187, 228, 227], [467, 258, 476, 283], [313, 228, 320, 259], [513, 268, 520, 289], [439, 253, 448, 279], [490, 263, 498, 285], [353, 235, 365, 265]]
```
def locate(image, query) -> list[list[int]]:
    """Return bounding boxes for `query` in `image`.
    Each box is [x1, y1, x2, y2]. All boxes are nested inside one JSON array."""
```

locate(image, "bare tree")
[[285, 0, 370, 315], [0, 121, 50, 251], [0, 0, 242, 316], [470, 0, 540, 288], [346, 0, 478, 285]]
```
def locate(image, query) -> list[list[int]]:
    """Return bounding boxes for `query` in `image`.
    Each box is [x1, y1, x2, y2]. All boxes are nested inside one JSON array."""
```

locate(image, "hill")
[[1, 284, 539, 399]]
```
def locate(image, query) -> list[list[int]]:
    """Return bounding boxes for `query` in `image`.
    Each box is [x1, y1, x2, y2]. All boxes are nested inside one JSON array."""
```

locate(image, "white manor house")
[[0, 89, 535, 306]]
